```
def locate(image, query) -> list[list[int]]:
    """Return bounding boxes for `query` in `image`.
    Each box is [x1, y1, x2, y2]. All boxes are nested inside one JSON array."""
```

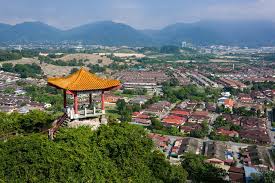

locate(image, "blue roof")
[[244, 166, 258, 177]]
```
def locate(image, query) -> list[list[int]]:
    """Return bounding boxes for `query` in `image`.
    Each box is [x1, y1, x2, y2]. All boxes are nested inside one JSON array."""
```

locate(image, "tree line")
[[1, 63, 43, 78]]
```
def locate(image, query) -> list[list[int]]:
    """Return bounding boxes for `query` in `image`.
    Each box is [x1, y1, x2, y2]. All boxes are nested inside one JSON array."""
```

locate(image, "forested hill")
[[0, 20, 275, 46], [0, 110, 230, 182], [0, 116, 187, 182]]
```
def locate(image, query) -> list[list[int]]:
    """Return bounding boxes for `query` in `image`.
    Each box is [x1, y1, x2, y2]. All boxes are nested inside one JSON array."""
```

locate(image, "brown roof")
[[229, 166, 244, 174]]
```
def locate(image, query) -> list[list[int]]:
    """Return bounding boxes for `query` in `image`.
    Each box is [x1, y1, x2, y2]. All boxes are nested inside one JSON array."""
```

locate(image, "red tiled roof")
[[164, 115, 185, 120], [162, 118, 184, 125], [132, 112, 140, 116], [224, 99, 234, 107], [138, 114, 150, 119], [171, 110, 190, 116]]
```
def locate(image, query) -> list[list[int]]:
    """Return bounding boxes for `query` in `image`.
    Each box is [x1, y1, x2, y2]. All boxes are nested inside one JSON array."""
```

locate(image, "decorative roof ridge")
[[67, 67, 85, 90]]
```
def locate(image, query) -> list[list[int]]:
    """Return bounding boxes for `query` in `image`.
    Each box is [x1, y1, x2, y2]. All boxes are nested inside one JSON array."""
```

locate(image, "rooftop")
[[48, 68, 120, 91]]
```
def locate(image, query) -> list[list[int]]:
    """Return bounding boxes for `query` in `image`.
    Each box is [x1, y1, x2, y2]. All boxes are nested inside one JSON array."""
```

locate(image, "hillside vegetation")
[[0, 123, 187, 183]]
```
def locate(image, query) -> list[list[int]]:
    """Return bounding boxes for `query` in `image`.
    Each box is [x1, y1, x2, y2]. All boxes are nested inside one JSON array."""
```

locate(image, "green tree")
[[252, 171, 275, 183], [0, 111, 55, 137], [3, 87, 15, 94], [70, 67, 79, 74], [150, 117, 163, 130], [181, 153, 227, 183], [149, 151, 187, 183], [1, 63, 14, 72]]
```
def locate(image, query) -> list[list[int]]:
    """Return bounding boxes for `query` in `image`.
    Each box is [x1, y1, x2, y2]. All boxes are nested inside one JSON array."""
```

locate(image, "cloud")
[[0, 0, 274, 29]]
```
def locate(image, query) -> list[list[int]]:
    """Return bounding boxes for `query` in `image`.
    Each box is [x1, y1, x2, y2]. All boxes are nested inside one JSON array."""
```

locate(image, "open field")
[[0, 57, 40, 65], [56, 53, 113, 66], [0, 53, 116, 76], [0, 57, 90, 77]]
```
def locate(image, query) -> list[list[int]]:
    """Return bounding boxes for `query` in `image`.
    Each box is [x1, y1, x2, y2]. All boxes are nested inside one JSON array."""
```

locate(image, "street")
[[267, 110, 275, 145]]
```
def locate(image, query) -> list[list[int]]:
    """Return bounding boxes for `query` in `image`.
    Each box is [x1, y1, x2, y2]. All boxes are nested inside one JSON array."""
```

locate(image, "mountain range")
[[0, 20, 275, 47]]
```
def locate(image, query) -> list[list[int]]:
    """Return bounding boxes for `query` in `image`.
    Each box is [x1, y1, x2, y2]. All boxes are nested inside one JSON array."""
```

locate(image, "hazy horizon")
[[2, 19, 275, 31], [0, 0, 275, 30]]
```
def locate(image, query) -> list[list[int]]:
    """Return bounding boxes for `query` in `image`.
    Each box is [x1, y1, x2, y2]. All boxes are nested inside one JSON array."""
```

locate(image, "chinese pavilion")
[[48, 68, 120, 120]]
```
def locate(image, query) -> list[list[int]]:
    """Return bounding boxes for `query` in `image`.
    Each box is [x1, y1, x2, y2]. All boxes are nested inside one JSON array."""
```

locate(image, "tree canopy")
[[0, 110, 55, 138], [1, 63, 43, 78], [181, 153, 227, 183], [0, 123, 187, 183]]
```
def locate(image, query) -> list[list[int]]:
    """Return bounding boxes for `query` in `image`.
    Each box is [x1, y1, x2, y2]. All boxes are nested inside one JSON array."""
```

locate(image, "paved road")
[[208, 113, 220, 135], [160, 103, 177, 119], [267, 149, 275, 168], [267, 110, 275, 145]]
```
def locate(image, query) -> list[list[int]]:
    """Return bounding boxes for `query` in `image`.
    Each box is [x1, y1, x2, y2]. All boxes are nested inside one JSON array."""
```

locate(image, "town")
[[0, 43, 274, 182]]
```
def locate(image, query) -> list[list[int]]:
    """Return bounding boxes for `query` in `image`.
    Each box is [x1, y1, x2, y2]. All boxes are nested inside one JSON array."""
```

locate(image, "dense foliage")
[[181, 153, 228, 183], [209, 116, 241, 142], [163, 84, 221, 103], [1, 63, 43, 78], [123, 88, 147, 95], [88, 63, 106, 73], [189, 121, 209, 138], [251, 81, 275, 90], [252, 171, 275, 183], [0, 50, 22, 61], [0, 110, 55, 138], [39, 56, 87, 66], [23, 85, 65, 112], [0, 123, 187, 182], [116, 99, 141, 122], [0, 49, 40, 61]]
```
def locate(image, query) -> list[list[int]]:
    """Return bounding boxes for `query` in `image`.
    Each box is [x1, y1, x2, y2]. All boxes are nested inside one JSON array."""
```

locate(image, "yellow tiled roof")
[[48, 68, 120, 91]]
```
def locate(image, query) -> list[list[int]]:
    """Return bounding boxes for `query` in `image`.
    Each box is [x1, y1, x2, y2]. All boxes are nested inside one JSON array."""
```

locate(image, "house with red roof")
[[224, 99, 234, 109], [170, 109, 191, 117], [162, 115, 187, 127], [180, 123, 202, 134], [238, 94, 253, 103], [188, 111, 210, 123], [148, 133, 171, 152], [132, 111, 151, 126]]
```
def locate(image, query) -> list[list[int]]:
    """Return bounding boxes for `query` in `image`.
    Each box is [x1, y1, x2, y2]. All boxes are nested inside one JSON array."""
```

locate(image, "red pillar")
[[74, 92, 78, 114], [63, 89, 67, 108], [101, 91, 105, 111]]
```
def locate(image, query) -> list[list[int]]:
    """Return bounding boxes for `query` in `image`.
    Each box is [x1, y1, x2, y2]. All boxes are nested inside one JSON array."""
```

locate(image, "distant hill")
[[65, 21, 153, 46], [0, 22, 62, 42], [0, 20, 275, 47], [0, 23, 12, 32], [151, 20, 275, 47]]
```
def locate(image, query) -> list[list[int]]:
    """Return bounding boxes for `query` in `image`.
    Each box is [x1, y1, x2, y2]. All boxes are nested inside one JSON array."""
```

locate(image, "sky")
[[0, 0, 274, 29]]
